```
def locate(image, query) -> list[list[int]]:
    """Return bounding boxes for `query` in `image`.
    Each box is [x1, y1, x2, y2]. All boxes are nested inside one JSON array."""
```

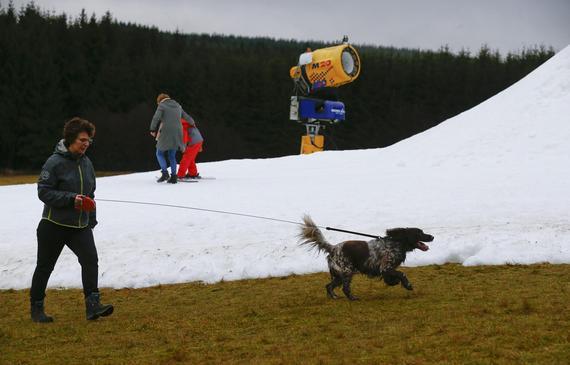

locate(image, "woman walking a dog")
[[30, 117, 113, 322]]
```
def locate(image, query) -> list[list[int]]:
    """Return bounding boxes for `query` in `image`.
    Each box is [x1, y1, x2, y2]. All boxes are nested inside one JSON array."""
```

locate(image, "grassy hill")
[[1, 264, 569, 364]]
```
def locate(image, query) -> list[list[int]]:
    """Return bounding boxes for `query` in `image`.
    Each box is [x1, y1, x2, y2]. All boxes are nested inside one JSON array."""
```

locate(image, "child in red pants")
[[177, 117, 204, 179]]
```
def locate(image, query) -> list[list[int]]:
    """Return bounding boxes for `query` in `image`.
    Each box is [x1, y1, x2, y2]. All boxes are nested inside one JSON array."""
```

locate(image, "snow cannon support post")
[[289, 37, 360, 155], [300, 124, 324, 154]]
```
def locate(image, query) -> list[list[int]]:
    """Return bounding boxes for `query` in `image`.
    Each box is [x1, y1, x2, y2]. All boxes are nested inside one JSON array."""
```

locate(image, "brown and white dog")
[[299, 215, 434, 300]]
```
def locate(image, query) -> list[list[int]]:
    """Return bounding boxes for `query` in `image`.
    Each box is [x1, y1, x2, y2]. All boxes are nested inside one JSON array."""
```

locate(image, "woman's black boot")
[[85, 292, 114, 320], [157, 171, 170, 183], [31, 300, 54, 323]]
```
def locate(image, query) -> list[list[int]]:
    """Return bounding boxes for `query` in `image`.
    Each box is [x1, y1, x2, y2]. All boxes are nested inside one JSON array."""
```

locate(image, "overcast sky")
[[8, 0, 570, 54]]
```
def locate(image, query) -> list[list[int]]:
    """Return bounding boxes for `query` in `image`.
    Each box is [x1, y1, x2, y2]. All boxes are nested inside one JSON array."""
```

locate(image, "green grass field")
[[0, 174, 40, 186], [1, 264, 569, 364], [0, 172, 130, 186]]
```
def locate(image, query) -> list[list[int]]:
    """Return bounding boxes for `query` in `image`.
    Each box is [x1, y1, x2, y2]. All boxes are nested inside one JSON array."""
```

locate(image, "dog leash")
[[323, 227, 380, 239], [96, 198, 381, 239]]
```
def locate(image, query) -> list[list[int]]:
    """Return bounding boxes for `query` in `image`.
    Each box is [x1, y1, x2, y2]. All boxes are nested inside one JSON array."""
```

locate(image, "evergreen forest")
[[0, 2, 556, 171]]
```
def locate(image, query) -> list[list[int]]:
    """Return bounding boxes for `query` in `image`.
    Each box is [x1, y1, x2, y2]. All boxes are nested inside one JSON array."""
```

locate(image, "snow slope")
[[1, 46, 569, 290]]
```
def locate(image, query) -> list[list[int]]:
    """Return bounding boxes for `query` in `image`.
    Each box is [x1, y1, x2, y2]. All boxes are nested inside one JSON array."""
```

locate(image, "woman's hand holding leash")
[[74, 195, 96, 212]]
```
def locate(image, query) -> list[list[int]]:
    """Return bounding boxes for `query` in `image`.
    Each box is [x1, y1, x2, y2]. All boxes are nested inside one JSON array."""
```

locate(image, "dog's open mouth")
[[417, 242, 430, 251]]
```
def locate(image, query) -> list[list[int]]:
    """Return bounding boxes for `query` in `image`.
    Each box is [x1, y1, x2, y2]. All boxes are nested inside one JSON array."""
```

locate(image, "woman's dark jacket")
[[37, 139, 97, 228]]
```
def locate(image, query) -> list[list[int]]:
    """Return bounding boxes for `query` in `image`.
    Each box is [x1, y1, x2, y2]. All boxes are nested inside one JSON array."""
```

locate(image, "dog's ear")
[[386, 228, 421, 244], [386, 228, 412, 242]]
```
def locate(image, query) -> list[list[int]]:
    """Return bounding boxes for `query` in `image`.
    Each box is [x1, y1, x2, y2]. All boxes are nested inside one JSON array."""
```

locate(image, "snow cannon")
[[289, 43, 361, 93], [289, 37, 360, 155]]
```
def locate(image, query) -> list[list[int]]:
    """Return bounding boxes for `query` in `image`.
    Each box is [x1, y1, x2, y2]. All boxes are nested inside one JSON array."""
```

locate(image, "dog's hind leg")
[[326, 270, 342, 299], [341, 274, 358, 301]]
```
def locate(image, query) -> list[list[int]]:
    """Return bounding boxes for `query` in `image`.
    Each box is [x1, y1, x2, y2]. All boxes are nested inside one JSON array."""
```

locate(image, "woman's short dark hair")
[[63, 117, 96, 146]]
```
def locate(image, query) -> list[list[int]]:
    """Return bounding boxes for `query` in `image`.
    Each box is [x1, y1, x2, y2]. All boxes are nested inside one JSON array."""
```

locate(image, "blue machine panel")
[[298, 98, 345, 122]]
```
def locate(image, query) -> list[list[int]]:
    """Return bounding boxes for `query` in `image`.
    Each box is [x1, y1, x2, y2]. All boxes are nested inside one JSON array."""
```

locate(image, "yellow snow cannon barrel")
[[289, 44, 361, 91]]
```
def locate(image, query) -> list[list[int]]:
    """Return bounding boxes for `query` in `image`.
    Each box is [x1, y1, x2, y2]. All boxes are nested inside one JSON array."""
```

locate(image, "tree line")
[[0, 2, 556, 171]]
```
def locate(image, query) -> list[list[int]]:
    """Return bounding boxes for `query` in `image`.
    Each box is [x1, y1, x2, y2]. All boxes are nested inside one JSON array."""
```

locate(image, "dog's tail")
[[299, 215, 334, 254]]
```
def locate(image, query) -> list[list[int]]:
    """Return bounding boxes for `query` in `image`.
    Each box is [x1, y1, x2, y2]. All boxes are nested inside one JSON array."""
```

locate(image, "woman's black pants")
[[30, 219, 99, 301]]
